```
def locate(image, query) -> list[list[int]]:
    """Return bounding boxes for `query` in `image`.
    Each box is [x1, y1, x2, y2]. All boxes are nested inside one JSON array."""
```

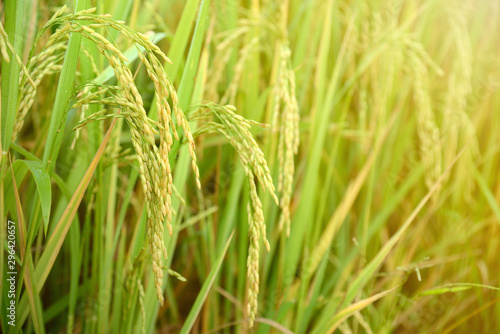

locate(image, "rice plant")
[[1, 0, 500, 333]]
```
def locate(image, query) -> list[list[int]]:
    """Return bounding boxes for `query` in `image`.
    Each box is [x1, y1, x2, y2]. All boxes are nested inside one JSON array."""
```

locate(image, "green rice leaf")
[[179, 231, 234, 334], [12, 160, 51, 235]]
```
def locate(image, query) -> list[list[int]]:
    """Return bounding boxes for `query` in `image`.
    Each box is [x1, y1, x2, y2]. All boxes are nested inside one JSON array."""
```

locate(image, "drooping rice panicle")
[[31, 9, 202, 305], [190, 103, 277, 326]]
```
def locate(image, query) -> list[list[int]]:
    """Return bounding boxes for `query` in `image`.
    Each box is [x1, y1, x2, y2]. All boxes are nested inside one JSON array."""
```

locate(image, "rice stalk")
[[207, 2, 300, 238], [28, 7, 202, 305], [403, 37, 444, 196], [220, 37, 259, 105], [0, 21, 11, 61], [442, 1, 479, 203], [273, 41, 299, 237], [253, 0, 299, 238], [191, 102, 277, 326], [123, 249, 147, 334]]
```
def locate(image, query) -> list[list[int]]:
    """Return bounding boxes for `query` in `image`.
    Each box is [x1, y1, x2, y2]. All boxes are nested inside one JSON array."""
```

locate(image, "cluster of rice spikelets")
[[401, 36, 444, 195], [26, 6, 200, 305], [272, 1, 299, 237], [0, 22, 35, 84], [349, 2, 458, 199], [352, 2, 403, 126], [0, 22, 11, 61], [206, 3, 299, 238], [442, 2, 478, 202], [192, 103, 278, 327], [14, 35, 69, 141], [205, 19, 254, 102], [220, 37, 259, 105], [123, 249, 147, 334], [350, 3, 473, 201]]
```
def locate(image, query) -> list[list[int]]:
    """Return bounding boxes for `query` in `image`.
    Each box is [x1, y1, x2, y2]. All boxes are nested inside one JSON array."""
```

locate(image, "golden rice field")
[[1, 0, 500, 333]]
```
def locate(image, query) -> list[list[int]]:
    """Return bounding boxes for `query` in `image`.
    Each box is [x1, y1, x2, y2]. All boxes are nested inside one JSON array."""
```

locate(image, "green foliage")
[[1, 0, 500, 333]]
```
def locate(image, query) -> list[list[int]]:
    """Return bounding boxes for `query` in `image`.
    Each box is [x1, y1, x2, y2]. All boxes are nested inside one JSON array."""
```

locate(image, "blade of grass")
[[303, 112, 397, 280], [10, 162, 45, 334], [180, 231, 234, 334], [417, 283, 500, 297], [319, 285, 400, 334], [42, 0, 89, 173], [16, 117, 117, 328], [1, 0, 25, 158], [284, 1, 350, 286], [11, 160, 51, 235], [340, 146, 467, 309], [442, 297, 500, 334], [471, 164, 500, 224]]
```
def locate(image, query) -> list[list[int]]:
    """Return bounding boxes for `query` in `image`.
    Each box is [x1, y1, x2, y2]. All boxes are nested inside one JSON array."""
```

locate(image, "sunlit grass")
[[1, 0, 500, 333]]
